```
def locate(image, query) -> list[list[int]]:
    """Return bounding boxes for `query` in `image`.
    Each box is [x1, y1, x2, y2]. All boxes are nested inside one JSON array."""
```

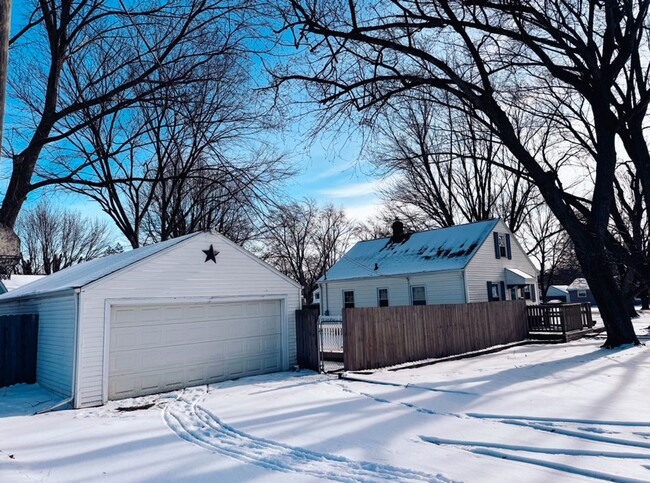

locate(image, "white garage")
[[0, 232, 301, 408]]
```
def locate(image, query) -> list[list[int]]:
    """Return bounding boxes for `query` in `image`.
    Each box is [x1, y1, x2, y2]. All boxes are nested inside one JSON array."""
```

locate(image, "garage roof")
[[0, 233, 198, 300]]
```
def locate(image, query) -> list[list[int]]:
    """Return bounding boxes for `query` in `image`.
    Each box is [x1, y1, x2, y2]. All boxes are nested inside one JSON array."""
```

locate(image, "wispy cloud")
[[318, 174, 398, 200]]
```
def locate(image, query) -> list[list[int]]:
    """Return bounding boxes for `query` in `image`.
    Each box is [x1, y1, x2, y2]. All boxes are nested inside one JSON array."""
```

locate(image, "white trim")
[[322, 267, 469, 284], [72, 290, 82, 408], [462, 270, 469, 303], [101, 294, 291, 404]]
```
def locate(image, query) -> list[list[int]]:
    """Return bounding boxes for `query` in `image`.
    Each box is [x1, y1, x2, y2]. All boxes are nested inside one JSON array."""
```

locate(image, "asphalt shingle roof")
[[323, 219, 499, 282]]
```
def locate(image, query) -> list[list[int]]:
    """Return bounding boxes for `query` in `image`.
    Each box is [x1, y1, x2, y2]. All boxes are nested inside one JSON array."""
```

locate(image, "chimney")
[[391, 218, 405, 243]]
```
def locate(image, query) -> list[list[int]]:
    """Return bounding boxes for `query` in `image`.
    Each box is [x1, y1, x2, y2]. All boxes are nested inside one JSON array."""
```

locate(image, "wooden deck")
[[527, 303, 596, 342]]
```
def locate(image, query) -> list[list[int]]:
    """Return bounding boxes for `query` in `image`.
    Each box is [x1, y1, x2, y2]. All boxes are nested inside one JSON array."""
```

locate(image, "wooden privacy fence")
[[343, 300, 528, 371], [295, 309, 319, 371], [0, 314, 39, 388]]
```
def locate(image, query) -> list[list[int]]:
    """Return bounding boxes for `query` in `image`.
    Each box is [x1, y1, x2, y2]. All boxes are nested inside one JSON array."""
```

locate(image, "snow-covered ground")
[[2, 314, 650, 482]]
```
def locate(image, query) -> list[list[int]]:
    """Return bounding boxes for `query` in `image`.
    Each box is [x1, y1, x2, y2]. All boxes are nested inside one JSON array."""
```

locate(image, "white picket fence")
[[319, 316, 343, 353]]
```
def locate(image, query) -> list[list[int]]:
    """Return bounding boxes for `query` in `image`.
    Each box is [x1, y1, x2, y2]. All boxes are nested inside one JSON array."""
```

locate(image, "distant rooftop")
[[323, 219, 499, 282], [0, 275, 46, 293], [568, 278, 590, 290]]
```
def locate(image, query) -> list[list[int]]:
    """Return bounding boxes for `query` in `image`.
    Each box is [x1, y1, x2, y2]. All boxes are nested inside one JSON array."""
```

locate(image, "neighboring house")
[[319, 219, 539, 315], [0, 275, 45, 294], [0, 231, 301, 408], [544, 285, 569, 303], [567, 278, 596, 305]]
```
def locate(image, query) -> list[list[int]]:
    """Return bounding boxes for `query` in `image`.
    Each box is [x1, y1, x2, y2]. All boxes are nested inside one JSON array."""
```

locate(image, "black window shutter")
[[493, 232, 501, 259], [500, 281, 506, 301], [531, 284, 537, 302], [505, 233, 512, 259], [487, 281, 493, 301]]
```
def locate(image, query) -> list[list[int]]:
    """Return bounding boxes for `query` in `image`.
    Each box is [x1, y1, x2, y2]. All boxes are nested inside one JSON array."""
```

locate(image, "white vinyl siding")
[[73, 233, 299, 408], [465, 220, 539, 303], [0, 292, 76, 398], [323, 271, 465, 315]]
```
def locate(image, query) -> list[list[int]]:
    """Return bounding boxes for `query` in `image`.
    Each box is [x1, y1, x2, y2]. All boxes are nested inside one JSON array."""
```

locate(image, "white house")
[[319, 219, 538, 315], [0, 231, 301, 408]]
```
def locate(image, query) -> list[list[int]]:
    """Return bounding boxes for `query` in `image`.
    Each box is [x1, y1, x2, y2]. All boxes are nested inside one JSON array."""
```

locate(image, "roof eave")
[[321, 266, 465, 284]]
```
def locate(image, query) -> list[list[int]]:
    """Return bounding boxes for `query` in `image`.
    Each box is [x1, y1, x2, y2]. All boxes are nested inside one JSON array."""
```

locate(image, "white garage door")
[[108, 300, 283, 400]]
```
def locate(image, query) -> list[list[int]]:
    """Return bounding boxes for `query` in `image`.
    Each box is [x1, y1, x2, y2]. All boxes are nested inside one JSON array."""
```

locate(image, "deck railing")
[[527, 303, 593, 334]]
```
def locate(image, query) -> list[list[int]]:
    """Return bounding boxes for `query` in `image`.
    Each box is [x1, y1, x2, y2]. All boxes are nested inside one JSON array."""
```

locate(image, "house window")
[[487, 281, 500, 301], [577, 290, 587, 298], [411, 286, 426, 306], [498, 234, 507, 257], [523, 285, 532, 300], [343, 290, 355, 309], [493, 232, 512, 259], [378, 288, 389, 307], [510, 287, 517, 300]]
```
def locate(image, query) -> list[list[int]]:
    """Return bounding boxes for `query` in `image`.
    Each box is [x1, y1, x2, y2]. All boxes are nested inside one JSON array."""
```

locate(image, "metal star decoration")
[[202, 244, 219, 263]]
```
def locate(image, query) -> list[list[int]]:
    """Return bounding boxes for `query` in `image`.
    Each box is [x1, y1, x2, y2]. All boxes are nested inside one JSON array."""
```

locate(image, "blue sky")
[[282, 128, 385, 221], [2, 1, 388, 232]]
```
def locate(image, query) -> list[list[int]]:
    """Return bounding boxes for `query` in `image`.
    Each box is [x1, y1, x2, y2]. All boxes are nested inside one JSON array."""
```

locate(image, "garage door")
[[108, 300, 283, 400]]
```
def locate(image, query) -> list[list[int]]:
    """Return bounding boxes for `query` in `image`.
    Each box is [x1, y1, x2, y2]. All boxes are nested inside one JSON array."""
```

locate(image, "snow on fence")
[[343, 300, 528, 371]]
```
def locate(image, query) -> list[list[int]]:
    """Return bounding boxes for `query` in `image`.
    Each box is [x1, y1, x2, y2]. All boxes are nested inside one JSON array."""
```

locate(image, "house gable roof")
[[0, 233, 198, 301], [568, 278, 590, 290], [323, 219, 499, 282]]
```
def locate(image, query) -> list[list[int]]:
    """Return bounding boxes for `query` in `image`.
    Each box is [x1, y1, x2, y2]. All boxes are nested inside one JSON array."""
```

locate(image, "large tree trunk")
[[0, 153, 35, 228], [575, 245, 640, 347], [641, 290, 650, 310]]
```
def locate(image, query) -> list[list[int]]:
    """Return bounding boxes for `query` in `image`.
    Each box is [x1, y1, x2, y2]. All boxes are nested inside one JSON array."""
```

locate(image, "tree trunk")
[[625, 297, 638, 318], [641, 290, 650, 310], [575, 246, 640, 347], [0, 0, 10, 152]]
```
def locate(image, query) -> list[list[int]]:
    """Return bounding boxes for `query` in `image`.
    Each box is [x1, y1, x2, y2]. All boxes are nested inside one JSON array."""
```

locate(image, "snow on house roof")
[[323, 219, 499, 282], [568, 278, 590, 290], [1, 275, 46, 292], [0, 233, 198, 301]]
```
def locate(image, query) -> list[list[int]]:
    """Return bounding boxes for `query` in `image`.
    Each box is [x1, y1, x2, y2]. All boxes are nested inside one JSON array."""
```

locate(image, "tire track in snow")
[[334, 380, 650, 481], [163, 391, 454, 483]]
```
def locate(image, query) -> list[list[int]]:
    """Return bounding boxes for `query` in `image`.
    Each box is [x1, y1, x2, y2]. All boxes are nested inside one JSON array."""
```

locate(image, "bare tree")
[[16, 201, 113, 274], [273, 0, 650, 346], [4, 0, 261, 230], [260, 199, 358, 304], [372, 97, 539, 232], [58, 50, 290, 248], [520, 206, 572, 300]]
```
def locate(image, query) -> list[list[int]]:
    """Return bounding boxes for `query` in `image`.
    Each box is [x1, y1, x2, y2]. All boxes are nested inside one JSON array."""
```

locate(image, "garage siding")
[[76, 233, 300, 408], [0, 292, 75, 398]]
